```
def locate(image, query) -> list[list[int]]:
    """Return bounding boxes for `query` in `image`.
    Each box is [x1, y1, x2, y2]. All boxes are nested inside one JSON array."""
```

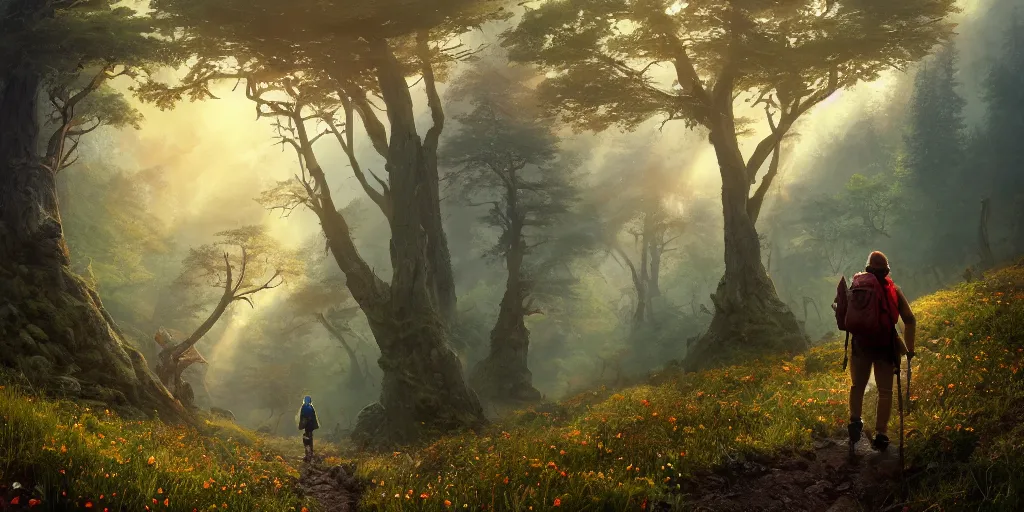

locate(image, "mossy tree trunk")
[[0, 65, 185, 421]]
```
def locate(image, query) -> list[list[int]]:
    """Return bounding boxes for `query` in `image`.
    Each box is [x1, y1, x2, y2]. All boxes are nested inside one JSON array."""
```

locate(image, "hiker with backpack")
[[297, 395, 320, 462], [834, 251, 916, 454]]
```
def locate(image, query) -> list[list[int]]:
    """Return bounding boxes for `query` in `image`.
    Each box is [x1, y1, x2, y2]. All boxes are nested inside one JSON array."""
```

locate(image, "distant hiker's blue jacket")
[[298, 397, 319, 432]]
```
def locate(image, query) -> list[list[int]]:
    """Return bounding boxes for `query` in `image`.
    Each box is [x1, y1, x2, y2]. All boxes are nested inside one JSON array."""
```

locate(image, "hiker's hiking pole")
[[906, 354, 913, 411], [895, 357, 904, 476]]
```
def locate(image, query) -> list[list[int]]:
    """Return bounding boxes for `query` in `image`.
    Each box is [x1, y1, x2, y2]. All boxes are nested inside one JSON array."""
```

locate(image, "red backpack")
[[833, 272, 900, 368]]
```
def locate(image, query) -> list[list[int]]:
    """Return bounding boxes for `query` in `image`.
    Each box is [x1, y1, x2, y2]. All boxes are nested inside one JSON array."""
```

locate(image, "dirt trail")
[[667, 436, 907, 512], [288, 437, 904, 512], [295, 456, 366, 512]]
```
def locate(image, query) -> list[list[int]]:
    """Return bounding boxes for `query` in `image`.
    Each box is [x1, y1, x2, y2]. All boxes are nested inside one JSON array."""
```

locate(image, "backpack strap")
[[842, 331, 850, 371]]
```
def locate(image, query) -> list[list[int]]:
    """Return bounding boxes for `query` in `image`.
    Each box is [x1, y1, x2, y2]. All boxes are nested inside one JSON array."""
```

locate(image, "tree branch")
[[171, 252, 234, 360], [418, 30, 445, 155], [324, 109, 392, 220]]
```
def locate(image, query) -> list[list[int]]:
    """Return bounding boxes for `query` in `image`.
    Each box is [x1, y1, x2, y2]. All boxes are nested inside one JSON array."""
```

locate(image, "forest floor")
[[1, 261, 1022, 511]]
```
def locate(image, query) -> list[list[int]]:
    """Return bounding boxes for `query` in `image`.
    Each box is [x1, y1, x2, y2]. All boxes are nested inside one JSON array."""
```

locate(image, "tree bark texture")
[[0, 68, 186, 422], [469, 182, 541, 404], [309, 39, 484, 448], [683, 119, 807, 372]]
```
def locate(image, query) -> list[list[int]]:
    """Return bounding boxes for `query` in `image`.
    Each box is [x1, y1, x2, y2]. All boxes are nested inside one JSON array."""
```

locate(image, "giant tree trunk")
[[469, 207, 541, 404], [417, 31, 458, 328], [683, 127, 806, 372], [307, 39, 484, 449], [0, 68, 186, 422]]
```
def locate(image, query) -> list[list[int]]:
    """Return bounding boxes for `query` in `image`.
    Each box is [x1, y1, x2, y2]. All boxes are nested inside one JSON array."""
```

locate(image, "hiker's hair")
[[866, 251, 889, 271]]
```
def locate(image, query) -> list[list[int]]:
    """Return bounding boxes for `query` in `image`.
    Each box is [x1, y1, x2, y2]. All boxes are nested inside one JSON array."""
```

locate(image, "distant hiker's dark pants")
[[849, 352, 895, 434], [302, 431, 314, 452]]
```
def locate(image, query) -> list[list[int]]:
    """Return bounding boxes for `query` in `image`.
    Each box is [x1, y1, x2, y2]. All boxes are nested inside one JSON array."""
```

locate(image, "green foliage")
[[0, 387, 312, 511], [353, 261, 1024, 511], [141, 0, 511, 110], [442, 62, 579, 262], [2, 1, 177, 170], [976, 18, 1024, 254], [794, 171, 903, 275], [503, 0, 959, 133], [902, 43, 973, 267], [61, 167, 171, 290]]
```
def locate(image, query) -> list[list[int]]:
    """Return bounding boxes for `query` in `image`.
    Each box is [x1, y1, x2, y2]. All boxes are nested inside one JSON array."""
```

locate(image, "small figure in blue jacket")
[[297, 395, 320, 462]]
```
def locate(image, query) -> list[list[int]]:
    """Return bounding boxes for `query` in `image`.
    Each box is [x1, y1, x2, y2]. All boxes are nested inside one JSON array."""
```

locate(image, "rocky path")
[[667, 437, 907, 512], [295, 456, 366, 512]]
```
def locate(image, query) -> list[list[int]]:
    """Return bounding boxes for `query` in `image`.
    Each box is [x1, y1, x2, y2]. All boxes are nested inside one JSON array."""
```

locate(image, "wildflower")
[[203, 482, 211, 489], [147, 456, 156, 465], [29, 499, 41, 507], [164, 499, 170, 507], [420, 493, 429, 499], [85, 502, 94, 508], [11, 497, 20, 505], [553, 498, 562, 507], [444, 500, 452, 507], [158, 488, 163, 494]]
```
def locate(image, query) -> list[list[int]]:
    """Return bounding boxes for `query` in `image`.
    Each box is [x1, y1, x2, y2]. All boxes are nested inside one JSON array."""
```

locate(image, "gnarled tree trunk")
[[0, 67, 185, 422], [303, 38, 483, 449], [683, 120, 806, 372], [469, 189, 541, 404]]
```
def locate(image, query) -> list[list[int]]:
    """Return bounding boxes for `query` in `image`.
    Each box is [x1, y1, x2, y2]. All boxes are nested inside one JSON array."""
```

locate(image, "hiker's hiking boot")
[[848, 417, 864, 445], [872, 433, 890, 452]]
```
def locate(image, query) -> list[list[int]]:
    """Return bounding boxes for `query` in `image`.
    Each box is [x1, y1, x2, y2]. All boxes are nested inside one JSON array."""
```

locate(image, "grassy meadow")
[[2, 263, 1023, 511]]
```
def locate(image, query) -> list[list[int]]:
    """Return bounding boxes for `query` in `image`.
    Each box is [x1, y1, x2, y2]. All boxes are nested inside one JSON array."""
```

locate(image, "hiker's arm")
[[897, 288, 916, 354]]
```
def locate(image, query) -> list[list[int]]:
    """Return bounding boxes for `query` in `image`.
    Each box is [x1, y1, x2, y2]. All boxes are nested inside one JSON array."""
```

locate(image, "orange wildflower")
[[553, 498, 561, 507]]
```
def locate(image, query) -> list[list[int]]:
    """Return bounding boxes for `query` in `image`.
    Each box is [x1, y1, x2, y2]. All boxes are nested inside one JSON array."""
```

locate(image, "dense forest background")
[[46, 0, 1021, 439]]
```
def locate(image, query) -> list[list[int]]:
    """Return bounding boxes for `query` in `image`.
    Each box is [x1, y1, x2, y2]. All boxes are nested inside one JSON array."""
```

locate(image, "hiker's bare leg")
[[873, 358, 895, 434], [849, 352, 872, 419]]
